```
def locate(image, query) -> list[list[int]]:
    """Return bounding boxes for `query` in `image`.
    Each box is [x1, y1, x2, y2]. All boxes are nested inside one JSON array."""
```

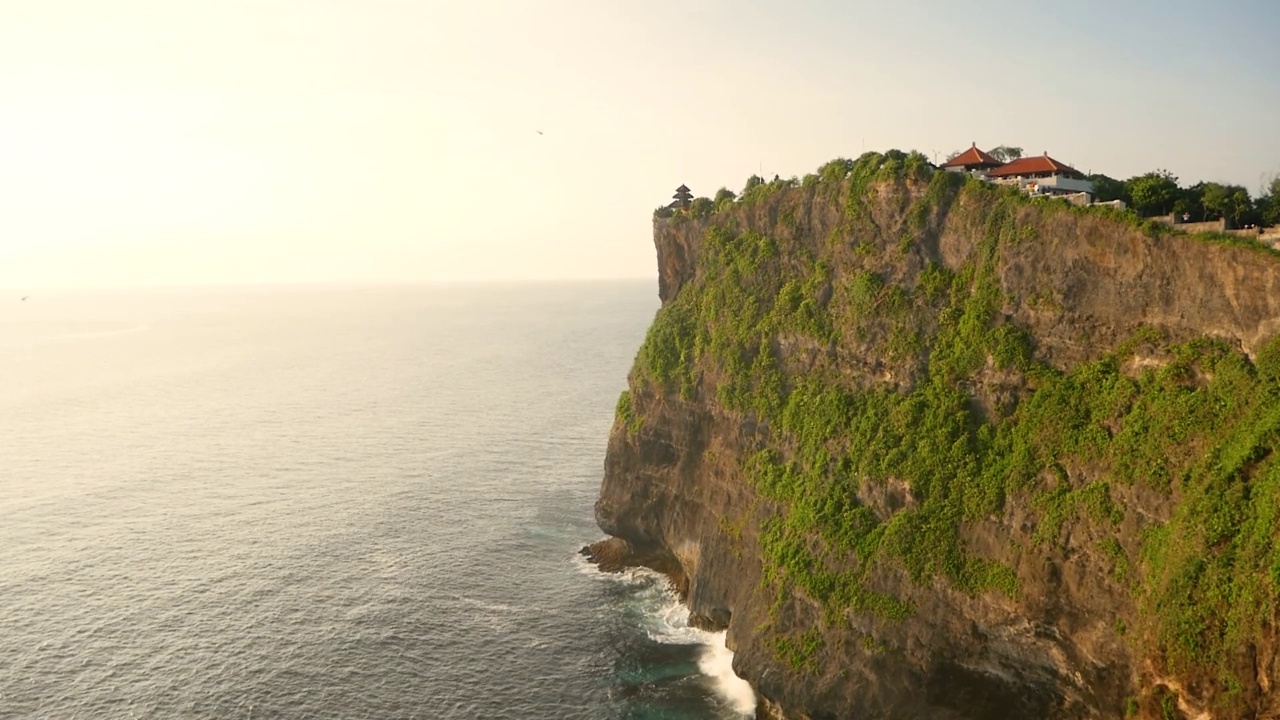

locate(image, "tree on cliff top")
[[1226, 188, 1256, 227], [1088, 174, 1130, 205], [1127, 170, 1181, 217], [943, 145, 1021, 164], [1175, 182, 1208, 221], [1201, 182, 1230, 221], [714, 187, 737, 213], [989, 145, 1023, 163], [689, 196, 715, 219], [1262, 175, 1280, 226]]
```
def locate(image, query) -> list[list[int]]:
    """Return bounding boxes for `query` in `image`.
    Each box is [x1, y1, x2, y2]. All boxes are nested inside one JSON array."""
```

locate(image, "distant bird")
[[20, 296, 28, 302], [535, 130, 543, 135]]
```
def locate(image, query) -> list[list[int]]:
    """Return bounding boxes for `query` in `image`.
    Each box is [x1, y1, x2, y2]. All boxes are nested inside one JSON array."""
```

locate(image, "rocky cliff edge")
[[588, 154, 1280, 720]]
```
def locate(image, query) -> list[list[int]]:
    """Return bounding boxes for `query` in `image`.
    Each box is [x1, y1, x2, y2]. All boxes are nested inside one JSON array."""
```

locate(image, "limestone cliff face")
[[591, 158, 1280, 720]]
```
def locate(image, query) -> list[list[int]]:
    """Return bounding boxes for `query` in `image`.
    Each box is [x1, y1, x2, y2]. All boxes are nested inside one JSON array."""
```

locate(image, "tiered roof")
[[940, 143, 1002, 170], [988, 153, 1083, 179], [669, 184, 694, 210]]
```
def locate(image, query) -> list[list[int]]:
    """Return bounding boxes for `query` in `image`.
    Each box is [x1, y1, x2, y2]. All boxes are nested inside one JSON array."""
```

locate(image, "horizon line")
[[0, 275, 660, 294]]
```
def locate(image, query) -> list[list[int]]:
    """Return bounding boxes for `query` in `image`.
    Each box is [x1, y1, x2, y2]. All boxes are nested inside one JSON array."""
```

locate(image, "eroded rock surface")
[[590, 163, 1280, 720]]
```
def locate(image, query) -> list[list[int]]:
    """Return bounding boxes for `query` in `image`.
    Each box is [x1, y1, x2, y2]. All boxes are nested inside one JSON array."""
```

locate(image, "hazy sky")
[[2, 0, 1277, 289]]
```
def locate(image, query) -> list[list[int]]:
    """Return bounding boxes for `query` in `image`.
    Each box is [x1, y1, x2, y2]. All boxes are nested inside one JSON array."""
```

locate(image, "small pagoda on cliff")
[[671, 184, 693, 210]]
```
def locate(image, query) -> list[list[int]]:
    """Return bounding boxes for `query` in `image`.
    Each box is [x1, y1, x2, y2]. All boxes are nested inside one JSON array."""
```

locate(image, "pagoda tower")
[[672, 184, 693, 210]]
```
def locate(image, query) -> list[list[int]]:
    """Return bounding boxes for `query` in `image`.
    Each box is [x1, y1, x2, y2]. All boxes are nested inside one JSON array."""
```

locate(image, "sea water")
[[0, 282, 756, 719]]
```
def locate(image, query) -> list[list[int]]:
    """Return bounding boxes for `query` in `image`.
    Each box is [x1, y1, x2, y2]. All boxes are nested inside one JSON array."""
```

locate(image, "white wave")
[[640, 590, 704, 646], [575, 549, 757, 716], [643, 593, 756, 715], [700, 632, 758, 716], [571, 551, 667, 586]]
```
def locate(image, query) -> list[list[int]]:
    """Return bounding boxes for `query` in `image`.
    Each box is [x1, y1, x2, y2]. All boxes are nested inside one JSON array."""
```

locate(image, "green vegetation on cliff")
[[623, 151, 1280, 712]]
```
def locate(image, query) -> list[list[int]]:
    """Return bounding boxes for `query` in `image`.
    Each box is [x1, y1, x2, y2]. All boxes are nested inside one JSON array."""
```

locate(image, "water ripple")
[[0, 283, 750, 719]]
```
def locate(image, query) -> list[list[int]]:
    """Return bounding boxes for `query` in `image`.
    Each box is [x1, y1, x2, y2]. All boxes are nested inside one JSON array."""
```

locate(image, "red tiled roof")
[[987, 154, 1081, 178], [941, 144, 1001, 169]]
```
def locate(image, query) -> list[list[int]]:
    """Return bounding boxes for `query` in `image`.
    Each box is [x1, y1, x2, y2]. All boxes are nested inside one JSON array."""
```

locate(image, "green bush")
[[818, 158, 854, 184], [713, 187, 737, 212], [771, 630, 824, 672], [615, 390, 643, 434], [689, 196, 714, 219]]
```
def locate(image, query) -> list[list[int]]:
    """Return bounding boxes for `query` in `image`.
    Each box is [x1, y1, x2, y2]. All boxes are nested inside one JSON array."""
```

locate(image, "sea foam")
[[577, 552, 758, 716], [699, 632, 758, 716]]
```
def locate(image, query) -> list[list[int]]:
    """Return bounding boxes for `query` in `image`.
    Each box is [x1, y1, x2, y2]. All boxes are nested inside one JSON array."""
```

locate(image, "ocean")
[[0, 282, 756, 720]]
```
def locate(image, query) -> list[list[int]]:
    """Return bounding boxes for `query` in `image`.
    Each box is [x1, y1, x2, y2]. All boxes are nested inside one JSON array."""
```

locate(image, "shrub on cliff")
[[689, 197, 714, 219], [713, 188, 737, 213], [818, 158, 854, 185]]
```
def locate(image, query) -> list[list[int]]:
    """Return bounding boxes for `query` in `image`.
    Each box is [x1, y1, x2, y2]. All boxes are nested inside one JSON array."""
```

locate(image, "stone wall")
[[1151, 215, 1227, 233]]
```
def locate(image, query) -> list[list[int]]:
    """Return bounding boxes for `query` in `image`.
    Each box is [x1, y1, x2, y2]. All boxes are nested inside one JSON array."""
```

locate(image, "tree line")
[[1089, 171, 1279, 228], [661, 149, 1280, 230]]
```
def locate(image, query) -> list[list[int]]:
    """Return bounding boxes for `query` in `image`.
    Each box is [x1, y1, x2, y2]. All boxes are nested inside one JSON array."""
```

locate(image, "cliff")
[[588, 153, 1280, 720]]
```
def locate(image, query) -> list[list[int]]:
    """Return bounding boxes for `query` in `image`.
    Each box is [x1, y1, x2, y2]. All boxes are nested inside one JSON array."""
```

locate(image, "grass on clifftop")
[[627, 151, 1280, 703]]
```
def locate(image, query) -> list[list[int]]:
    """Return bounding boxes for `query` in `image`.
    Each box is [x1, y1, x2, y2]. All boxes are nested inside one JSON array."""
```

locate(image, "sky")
[[1, 0, 1277, 289]]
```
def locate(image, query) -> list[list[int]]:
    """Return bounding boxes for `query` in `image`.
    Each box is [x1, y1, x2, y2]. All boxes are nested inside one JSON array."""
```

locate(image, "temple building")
[[940, 143, 1003, 174], [670, 184, 693, 211], [986, 153, 1094, 198]]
